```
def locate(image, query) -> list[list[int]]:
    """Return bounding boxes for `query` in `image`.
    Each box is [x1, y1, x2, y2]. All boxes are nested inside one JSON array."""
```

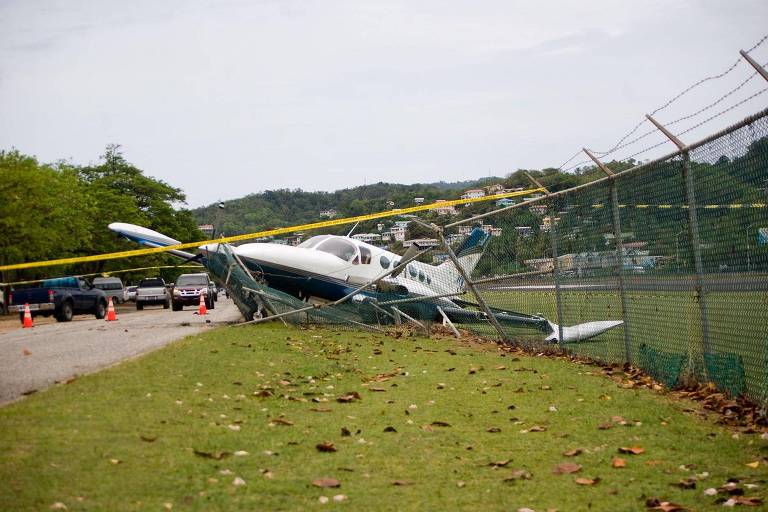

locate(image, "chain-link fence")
[[462, 109, 768, 403], [205, 108, 766, 405]]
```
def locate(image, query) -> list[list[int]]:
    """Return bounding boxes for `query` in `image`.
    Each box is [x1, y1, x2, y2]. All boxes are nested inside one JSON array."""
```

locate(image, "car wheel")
[[94, 299, 107, 319], [56, 301, 74, 322], [113, 295, 120, 305], [163, 300, 170, 309], [136, 302, 144, 310]]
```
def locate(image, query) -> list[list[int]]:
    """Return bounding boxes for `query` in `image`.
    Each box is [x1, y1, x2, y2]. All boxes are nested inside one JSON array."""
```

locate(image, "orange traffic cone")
[[22, 303, 34, 328], [106, 297, 118, 321], [197, 293, 207, 316]]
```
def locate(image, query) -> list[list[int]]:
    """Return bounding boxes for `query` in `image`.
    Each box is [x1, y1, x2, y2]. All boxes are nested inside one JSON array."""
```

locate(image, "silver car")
[[135, 277, 170, 310]]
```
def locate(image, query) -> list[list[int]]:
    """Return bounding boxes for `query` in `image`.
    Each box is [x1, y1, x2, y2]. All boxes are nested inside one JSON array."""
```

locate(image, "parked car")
[[171, 273, 215, 311], [126, 286, 138, 302], [135, 277, 170, 310], [8, 276, 107, 323], [92, 277, 127, 304]]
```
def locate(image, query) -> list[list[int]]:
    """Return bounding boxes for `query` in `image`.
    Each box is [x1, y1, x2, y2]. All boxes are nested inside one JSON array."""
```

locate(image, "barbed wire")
[[571, 33, 768, 163], [676, 86, 768, 138]]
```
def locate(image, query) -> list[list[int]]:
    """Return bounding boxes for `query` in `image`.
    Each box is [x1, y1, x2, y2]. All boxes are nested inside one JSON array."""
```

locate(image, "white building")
[[414, 197, 425, 204], [431, 199, 458, 216], [403, 238, 440, 248], [390, 225, 407, 242], [461, 189, 485, 200], [319, 209, 338, 218], [352, 233, 382, 244]]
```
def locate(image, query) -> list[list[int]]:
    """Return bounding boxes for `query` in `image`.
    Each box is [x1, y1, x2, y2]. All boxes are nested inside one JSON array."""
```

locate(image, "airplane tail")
[[437, 227, 491, 290]]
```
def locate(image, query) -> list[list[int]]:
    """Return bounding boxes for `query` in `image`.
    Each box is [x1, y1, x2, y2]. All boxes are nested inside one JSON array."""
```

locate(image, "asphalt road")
[[0, 298, 242, 405]]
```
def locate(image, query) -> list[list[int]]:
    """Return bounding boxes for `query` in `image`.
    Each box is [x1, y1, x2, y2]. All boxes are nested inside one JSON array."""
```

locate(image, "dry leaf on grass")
[[391, 480, 414, 486], [486, 427, 502, 433], [612, 457, 626, 468], [337, 392, 362, 403], [552, 462, 582, 474], [618, 446, 645, 455], [140, 435, 157, 442], [316, 441, 337, 453], [193, 449, 231, 460], [312, 478, 341, 488], [431, 421, 451, 427], [645, 498, 690, 511], [504, 469, 533, 481], [489, 459, 511, 468], [563, 448, 583, 457], [575, 477, 600, 485]]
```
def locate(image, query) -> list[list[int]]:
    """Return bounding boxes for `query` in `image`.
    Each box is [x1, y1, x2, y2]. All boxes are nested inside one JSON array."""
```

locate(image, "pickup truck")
[[135, 277, 170, 310], [170, 272, 215, 311], [8, 277, 108, 323]]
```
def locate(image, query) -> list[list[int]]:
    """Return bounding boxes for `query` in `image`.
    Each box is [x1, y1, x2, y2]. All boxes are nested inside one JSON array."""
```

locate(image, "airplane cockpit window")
[[379, 255, 391, 269], [316, 238, 358, 262], [359, 246, 372, 265], [418, 270, 425, 282], [408, 265, 417, 278], [298, 235, 331, 249]]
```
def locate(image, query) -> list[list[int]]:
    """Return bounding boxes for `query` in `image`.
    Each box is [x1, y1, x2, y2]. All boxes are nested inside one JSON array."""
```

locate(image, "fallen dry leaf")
[[553, 462, 582, 475], [312, 478, 341, 488], [575, 477, 599, 486], [337, 392, 362, 403], [431, 421, 451, 427], [383, 426, 397, 433], [598, 423, 614, 430], [316, 441, 337, 453], [253, 390, 273, 398], [673, 478, 696, 489], [644, 498, 690, 511], [140, 435, 158, 442], [504, 469, 533, 481], [391, 480, 414, 486], [563, 448, 583, 457], [270, 418, 294, 426], [489, 459, 511, 468], [745, 461, 760, 468], [341, 427, 351, 437], [612, 457, 626, 468], [728, 496, 763, 506], [193, 449, 232, 460], [486, 427, 501, 433], [618, 446, 645, 455], [310, 407, 332, 413], [528, 425, 547, 432]]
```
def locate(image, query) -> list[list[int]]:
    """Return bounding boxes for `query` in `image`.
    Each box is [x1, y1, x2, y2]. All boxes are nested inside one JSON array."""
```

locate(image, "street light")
[[215, 201, 226, 239]]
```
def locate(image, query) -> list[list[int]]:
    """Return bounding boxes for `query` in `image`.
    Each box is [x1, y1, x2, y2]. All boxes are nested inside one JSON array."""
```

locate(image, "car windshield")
[[139, 278, 164, 287], [176, 275, 208, 286], [94, 282, 122, 290], [316, 238, 358, 262]]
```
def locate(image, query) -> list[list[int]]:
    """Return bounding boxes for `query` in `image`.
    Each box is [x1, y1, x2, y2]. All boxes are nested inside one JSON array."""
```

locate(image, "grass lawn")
[[1, 323, 766, 511]]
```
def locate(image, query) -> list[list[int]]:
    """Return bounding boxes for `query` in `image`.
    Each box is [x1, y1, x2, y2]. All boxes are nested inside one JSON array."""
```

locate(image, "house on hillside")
[[414, 197, 425, 204], [496, 198, 516, 208], [352, 233, 382, 244], [319, 209, 337, 218], [431, 199, 458, 215], [486, 184, 504, 194], [461, 189, 485, 200], [198, 224, 215, 238]]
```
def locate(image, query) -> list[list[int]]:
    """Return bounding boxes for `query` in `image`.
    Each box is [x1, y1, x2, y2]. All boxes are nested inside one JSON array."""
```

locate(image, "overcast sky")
[[1, 0, 767, 207]]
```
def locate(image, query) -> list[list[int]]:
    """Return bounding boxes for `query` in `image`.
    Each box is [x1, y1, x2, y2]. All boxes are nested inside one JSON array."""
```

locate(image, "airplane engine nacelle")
[[375, 282, 409, 296]]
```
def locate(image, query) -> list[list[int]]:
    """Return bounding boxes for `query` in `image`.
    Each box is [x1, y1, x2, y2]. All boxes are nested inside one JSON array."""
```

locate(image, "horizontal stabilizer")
[[544, 320, 624, 343]]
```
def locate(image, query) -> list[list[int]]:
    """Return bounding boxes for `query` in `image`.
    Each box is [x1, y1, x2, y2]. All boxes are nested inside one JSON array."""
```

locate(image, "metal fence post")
[[548, 202, 565, 348], [437, 231, 509, 343], [646, 115, 712, 358], [584, 149, 632, 362]]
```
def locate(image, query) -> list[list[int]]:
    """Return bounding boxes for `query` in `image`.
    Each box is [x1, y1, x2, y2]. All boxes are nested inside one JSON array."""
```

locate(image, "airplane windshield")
[[316, 238, 358, 262], [298, 235, 331, 249]]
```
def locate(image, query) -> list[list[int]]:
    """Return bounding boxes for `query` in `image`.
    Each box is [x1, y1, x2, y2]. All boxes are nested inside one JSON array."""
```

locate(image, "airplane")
[[108, 222, 623, 343]]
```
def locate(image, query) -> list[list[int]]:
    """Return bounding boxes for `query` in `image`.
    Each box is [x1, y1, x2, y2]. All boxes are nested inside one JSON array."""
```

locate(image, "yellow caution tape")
[[1, 264, 206, 287], [0, 189, 543, 272]]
